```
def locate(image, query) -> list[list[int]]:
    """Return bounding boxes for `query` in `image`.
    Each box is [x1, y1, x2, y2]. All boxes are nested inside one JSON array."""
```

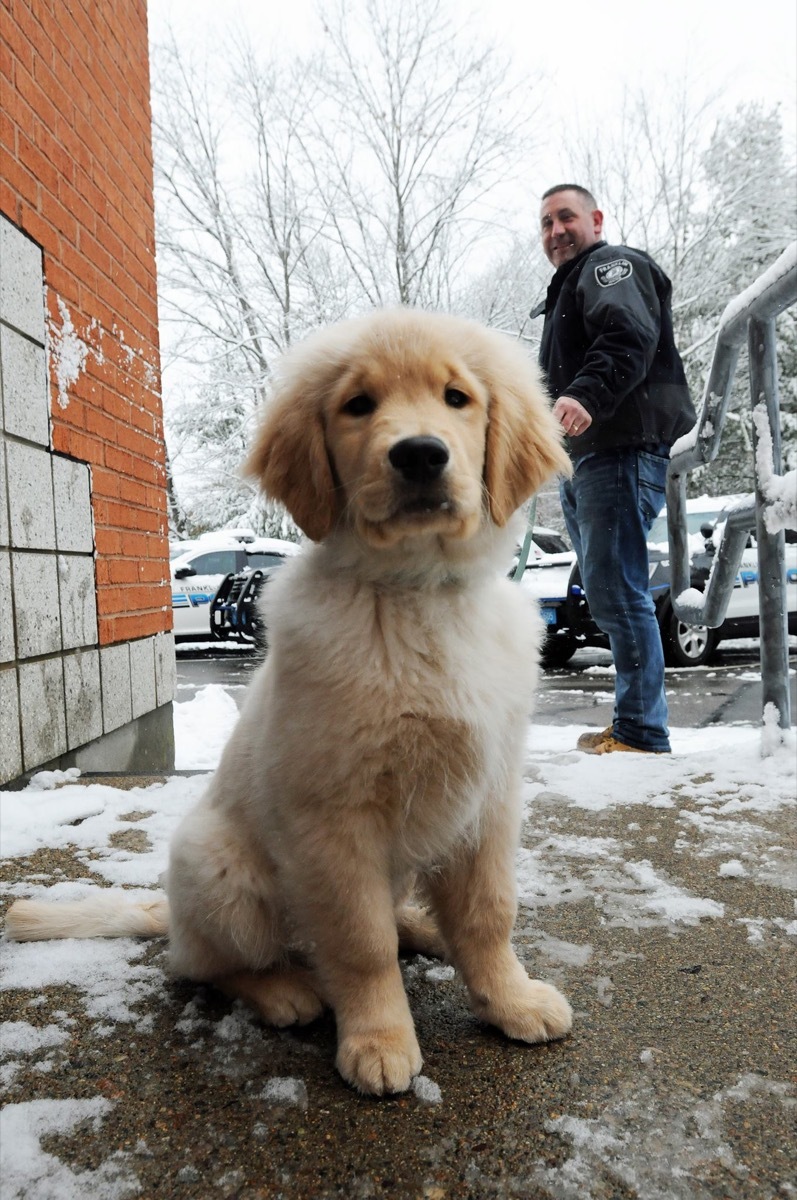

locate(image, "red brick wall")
[[1, 0, 170, 644]]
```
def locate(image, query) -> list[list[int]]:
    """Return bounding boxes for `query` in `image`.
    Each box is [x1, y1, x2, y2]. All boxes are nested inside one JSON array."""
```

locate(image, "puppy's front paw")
[[499, 978, 573, 1042], [337, 1027, 423, 1095], [473, 973, 573, 1044]]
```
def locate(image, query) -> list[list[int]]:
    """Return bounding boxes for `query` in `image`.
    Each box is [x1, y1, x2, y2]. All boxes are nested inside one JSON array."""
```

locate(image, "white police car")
[[528, 496, 797, 668], [170, 532, 300, 640], [512, 528, 578, 666], [646, 496, 797, 666]]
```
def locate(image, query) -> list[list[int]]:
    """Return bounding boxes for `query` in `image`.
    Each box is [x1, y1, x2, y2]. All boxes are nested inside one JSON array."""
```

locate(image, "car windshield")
[[246, 552, 288, 569], [533, 531, 570, 555], [183, 550, 239, 574]]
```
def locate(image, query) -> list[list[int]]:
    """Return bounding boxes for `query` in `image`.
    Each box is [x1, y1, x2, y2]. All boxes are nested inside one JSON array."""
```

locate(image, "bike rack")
[[666, 242, 797, 737]]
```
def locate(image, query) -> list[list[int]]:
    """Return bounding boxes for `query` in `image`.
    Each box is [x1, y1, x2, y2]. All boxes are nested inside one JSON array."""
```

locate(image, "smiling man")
[[535, 184, 696, 755], [540, 185, 603, 269]]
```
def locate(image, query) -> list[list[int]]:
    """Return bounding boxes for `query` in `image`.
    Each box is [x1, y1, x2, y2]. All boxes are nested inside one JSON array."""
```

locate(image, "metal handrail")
[[666, 241, 797, 733]]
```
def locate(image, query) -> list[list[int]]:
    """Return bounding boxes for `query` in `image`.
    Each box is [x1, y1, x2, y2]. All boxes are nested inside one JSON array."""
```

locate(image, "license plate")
[[540, 607, 557, 625]]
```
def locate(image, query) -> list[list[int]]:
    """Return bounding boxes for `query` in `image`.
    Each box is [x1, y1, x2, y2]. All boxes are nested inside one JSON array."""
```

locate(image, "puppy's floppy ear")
[[244, 367, 342, 543], [481, 338, 571, 526]]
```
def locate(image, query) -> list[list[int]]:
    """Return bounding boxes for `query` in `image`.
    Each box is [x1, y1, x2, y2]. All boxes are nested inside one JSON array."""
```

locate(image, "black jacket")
[[536, 241, 695, 458]]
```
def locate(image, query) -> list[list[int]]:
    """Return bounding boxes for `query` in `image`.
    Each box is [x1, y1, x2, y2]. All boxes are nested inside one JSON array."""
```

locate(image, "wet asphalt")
[[174, 639, 797, 732]]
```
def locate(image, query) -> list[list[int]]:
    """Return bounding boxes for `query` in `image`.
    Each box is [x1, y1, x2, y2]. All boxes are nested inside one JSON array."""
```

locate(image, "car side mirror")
[[699, 522, 716, 557], [174, 566, 196, 579]]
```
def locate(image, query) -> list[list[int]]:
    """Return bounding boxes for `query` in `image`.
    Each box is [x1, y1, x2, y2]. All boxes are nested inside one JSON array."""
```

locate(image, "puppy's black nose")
[[388, 436, 449, 483]]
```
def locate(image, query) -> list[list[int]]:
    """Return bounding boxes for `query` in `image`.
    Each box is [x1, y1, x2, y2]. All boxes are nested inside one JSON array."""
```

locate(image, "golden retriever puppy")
[[6, 308, 573, 1096]]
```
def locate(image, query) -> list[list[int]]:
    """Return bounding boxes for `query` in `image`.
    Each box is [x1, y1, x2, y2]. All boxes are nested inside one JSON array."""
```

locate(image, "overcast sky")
[[147, 0, 796, 234], [148, 0, 797, 121]]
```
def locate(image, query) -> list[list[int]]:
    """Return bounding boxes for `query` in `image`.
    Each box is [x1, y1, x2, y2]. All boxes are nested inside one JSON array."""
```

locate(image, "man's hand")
[[553, 396, 593, 438]]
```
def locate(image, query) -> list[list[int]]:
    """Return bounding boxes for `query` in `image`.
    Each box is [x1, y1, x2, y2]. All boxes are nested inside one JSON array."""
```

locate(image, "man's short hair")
[[541, 184, 597, 209]]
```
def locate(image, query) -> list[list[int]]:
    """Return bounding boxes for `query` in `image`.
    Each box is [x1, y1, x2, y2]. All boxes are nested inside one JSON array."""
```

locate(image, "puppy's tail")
[[4, 892, 169, 942]]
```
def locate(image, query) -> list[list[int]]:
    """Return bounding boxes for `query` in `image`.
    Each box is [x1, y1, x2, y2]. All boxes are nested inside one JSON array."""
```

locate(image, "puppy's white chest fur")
[[247, 546, 542, 867]]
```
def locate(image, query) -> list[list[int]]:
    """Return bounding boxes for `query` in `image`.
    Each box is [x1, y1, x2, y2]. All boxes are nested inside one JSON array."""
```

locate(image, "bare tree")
[[308, 0, 536, 309], [152, 0, 539, 533], [455, 232, 549, 347], [564, 77, 721, 278], [152, 33, 344, 533]]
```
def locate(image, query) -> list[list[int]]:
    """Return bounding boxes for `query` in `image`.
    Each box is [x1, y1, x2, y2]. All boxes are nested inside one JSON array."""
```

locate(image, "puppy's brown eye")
[[445, 388, 470, 409], [342, 394, 376, 417]]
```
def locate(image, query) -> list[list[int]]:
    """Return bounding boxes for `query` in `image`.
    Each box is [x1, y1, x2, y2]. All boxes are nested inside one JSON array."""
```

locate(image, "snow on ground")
[[173, 684, 239, 769], [1, 684, 795, 1196], [528, 1072, 797, 1200], [0, 1096, 140, 1200]]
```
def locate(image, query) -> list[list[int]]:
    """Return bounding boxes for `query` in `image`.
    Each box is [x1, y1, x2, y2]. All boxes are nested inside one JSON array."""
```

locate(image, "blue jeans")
[[560, 447, 671, 752]]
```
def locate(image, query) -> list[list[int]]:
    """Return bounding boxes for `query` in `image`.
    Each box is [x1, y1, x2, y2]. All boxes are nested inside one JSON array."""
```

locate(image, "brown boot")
[[586, 735, 667, 756], [576, 726, 614, 751]]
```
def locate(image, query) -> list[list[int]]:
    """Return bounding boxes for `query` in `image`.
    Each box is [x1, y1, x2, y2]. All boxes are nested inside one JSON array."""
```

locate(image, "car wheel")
[[541, 633, 578, 668], [660, 600, 718, 668]]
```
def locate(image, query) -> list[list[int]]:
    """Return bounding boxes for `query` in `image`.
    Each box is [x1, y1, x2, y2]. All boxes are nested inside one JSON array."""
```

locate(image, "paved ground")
[[174, 639, 797, 731], [1, 643, 795, 1199]]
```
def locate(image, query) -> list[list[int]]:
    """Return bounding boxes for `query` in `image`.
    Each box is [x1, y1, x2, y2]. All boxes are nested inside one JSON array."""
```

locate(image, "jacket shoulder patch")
[[595, 259, 633, 287]]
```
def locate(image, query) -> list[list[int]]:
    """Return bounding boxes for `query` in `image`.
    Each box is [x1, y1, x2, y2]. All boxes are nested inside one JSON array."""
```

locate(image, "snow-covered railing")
[[666, 242, 797, 735]]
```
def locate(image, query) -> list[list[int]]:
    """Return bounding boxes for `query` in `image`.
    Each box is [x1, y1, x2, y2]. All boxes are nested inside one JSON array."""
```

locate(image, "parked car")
[[513, 525, 572, 561], [648, 504, 797, 666], [512, 528, 576, 665], [169, 527, 256, 556], [170, 533, 300, 640], [526, 496, 797, 668], [169, 540, 198, 561]]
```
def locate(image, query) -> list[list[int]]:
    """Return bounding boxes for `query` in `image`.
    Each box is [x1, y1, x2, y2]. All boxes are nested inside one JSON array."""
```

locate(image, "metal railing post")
[[666, 242, 796, 747], [749, 316, 791, 729]]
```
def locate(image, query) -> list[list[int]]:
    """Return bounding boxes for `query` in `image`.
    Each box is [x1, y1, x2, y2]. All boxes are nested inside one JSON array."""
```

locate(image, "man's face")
[[539, 190, 603, 268]]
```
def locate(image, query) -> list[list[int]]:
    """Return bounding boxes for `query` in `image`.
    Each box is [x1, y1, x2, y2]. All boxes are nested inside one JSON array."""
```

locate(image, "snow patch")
[[718, 859, 748, 878], [0, 1097, 139, 1200], [752, 402, 797, 533], [623, 861, 725, 925], [258, 1077, 308, 1108], [1, 938, 166, 1025], [531, 1073, 794, 1199], [173, 685, 239, 770], [49, 298, 89, 410], [413, 1075, 443, 1104], [0, 1022, 69, 1057], [425, 964, 456, 982]]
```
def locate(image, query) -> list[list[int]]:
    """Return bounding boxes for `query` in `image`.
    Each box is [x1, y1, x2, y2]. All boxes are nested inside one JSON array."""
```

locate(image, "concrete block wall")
[[0, 219, 175, 783]]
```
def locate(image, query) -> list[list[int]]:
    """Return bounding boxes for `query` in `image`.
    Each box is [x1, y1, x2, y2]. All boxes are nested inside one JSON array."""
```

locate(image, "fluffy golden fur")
[[6, 308, 573, 1095]]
